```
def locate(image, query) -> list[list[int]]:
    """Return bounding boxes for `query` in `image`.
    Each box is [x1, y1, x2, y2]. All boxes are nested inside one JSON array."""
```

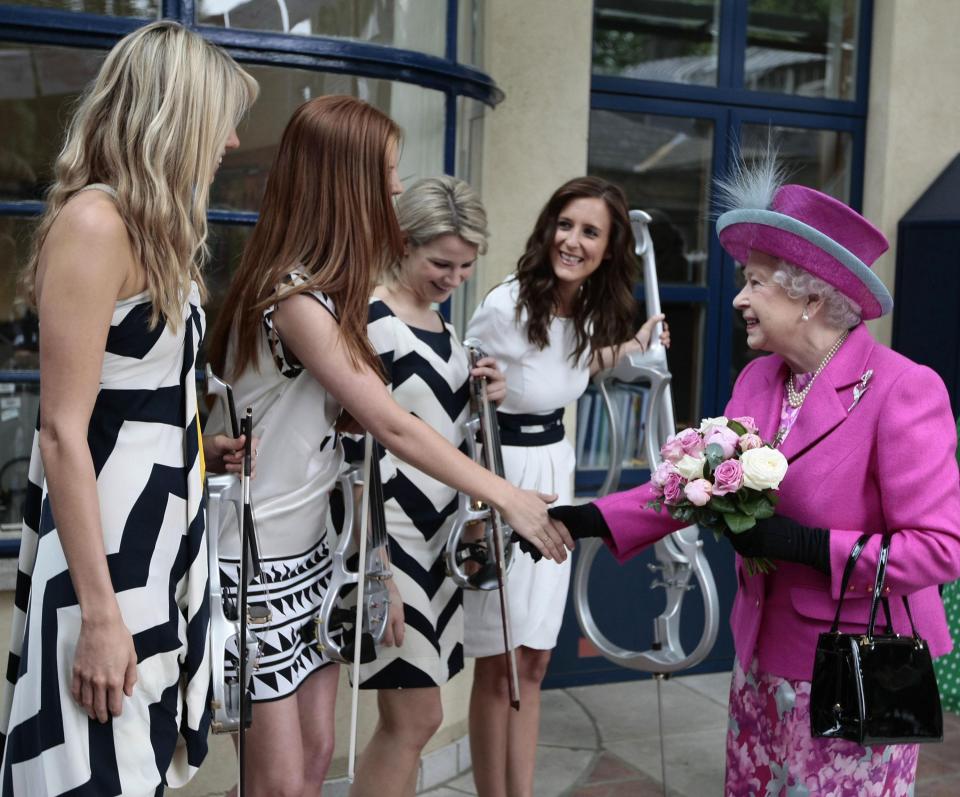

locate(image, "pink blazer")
[[596, 323, 960, 680]]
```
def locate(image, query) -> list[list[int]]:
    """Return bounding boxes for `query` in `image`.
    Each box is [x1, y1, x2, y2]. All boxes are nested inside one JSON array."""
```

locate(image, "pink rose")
[[676, 427, 705, 456], [651, 461, 676, 491], [738, 433, 764, 452], [703, 425, 739, 459], [660, 434, 685, 463], [683, 478, 712, 507], [662, 472, 684, 505], [733, 416, 759, 434], [712, 459, 744, 496]]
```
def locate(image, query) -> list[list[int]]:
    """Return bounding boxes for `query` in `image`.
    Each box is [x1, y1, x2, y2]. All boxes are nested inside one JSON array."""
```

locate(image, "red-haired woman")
[[463, 176, 668, 797], [206, 96, 572, 797]]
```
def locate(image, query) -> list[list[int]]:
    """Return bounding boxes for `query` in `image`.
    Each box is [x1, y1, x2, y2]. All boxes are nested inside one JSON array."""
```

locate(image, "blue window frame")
[[575, 0, 873, 495], [0, 0, 502, 555]]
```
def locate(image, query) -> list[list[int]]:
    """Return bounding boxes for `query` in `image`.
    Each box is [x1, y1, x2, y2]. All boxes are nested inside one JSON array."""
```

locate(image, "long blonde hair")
[[23, 20, 258, 329], [208, 95, 403, 380]]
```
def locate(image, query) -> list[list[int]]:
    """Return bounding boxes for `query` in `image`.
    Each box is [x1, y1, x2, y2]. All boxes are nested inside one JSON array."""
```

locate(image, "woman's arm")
[[589, 314, 669, 377], [272, 295, 573, 561], [35, 196, 139, 723]]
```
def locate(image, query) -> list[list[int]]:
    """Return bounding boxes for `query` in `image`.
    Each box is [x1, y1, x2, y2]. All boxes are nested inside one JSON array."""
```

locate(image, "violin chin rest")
[[341, 632, 377, 665]]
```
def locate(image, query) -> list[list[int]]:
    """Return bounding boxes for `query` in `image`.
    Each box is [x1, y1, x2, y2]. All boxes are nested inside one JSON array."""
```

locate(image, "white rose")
[[698, 416, 729, 434], [740, 447, 788, 491], [674, 453, 706, 481]]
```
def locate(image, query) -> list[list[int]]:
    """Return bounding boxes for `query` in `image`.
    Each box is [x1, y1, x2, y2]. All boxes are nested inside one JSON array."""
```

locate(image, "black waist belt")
[[497, 409, 565, 447]]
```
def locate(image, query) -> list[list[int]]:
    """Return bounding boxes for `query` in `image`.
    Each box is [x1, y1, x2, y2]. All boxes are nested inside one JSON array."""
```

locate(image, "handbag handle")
[[867, 535, 923, 641], [830, 533, 870, 633]]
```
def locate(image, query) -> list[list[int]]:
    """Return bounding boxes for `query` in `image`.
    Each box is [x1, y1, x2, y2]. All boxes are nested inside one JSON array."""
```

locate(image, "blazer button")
[[755, 599, 760, 608], [883, 586, 891, 594], [848, 584, 856, 592], [866, 585, 873, 593]]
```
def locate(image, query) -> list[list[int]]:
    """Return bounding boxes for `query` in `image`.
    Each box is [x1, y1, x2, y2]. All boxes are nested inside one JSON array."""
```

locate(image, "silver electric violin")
[[314, 434, 391, 665], [571, 210, 720, 795], [444, 340, 516, 591], [444, 340, 520, 709]]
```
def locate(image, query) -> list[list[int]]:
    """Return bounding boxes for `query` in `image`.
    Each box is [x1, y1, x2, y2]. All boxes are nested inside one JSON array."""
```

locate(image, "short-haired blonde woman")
[[0, 20, 257, 796], [207, 103, 570, 796], [348, 176, 501, 796]]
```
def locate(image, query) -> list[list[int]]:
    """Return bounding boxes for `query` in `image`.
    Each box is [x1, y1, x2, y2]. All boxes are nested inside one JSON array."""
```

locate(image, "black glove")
[[547, 503, 611, 541], [725, 515, 830, 574], [510, 532, 544, 562]]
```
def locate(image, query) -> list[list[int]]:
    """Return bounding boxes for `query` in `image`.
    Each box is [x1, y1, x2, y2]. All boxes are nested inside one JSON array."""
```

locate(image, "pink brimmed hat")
[[717, 183, 892, 320]]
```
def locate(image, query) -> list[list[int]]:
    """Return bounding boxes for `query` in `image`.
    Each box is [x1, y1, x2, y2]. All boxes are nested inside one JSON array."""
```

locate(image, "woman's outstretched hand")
[[499, 487, 574, 563], [633, 313, 671, 353]]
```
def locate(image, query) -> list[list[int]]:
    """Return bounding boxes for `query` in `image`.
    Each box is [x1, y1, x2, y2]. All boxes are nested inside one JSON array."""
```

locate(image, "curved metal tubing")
[[315, 457, 391, 664], [207, 474, 260, 734], [444, 340, 515, 591]]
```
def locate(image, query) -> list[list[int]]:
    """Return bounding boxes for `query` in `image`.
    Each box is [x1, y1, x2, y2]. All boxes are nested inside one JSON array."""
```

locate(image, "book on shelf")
[[575, 381, 651, 472]]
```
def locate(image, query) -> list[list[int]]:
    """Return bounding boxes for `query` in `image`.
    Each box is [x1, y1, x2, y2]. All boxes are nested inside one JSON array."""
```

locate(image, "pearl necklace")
[[785, 330, 849, 409]]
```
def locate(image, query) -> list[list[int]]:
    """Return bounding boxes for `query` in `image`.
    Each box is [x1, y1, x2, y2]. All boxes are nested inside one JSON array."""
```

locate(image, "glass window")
[[592, 0, 721, 85], [212, 64, 445, 213], [746, 0, 860, 100], [0, 216, 39, 534], [729, 123, 853, 384], [1, 1, 158, 15], [588, 109, 714, 286], [203, 223, 254, 367], [197, 0, 448, 58], [458, 0, 482, 67], [0, 43, 105, 202]]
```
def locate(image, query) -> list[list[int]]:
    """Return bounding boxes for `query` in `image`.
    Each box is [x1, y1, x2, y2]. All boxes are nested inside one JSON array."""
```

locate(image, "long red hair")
[[209, 95, 403, 379]]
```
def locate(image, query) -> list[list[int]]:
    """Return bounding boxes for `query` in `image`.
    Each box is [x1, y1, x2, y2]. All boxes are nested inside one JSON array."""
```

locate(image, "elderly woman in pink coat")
[[550, 159, 960, 796]]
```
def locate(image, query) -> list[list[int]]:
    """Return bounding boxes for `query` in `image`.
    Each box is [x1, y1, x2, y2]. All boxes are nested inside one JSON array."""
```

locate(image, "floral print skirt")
[[725, 657, 919, 796]]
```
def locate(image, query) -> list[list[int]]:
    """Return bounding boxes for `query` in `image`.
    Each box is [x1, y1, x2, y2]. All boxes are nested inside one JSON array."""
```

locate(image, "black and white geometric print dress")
[[354, 298, 469, 688], [211, 272, 343, 702], [0, 280, 210, 796]]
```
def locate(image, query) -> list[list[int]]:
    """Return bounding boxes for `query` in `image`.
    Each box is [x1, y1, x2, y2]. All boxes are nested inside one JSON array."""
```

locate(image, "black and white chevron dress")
[[0, 283, 210, 796], [355, 299, 469, 688]]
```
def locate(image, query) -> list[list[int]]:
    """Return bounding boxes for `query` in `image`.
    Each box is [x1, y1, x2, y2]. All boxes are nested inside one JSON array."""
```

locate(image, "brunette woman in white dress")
[[463, 176, 668, 797]]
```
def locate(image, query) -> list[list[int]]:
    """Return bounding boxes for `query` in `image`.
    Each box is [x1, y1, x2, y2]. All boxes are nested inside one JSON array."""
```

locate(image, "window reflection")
[[746, 0, 860, 100], [0, 44, 104, 202], [1, 1, 157, 15], [729, 124, 853, 384], [588, 110, 714, 286], [198, 0, 448, 58], [212, 65, 445, 213], [593, 0, 721, 86]]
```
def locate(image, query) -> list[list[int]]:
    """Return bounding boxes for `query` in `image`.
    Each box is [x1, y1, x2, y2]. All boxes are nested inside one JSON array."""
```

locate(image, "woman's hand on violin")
[[499, 487, 574, 563], [472, 356, 507, 406], [71, 609, 138, 723], [382, 578, 405, 647], [203, 432, 258, 476], [629, 313, 670, 355]]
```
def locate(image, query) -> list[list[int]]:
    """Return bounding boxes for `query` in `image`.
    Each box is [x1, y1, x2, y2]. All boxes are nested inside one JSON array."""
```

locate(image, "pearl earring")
[[801, 308, 810, 321]]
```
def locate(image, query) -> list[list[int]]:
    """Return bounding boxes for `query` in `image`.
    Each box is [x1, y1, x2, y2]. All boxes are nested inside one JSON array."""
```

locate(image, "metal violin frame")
[[571, 210, 720, 795], [313, 433, 392, 779], [444, 340, 520, 709], [204, 368, 271, 797], [445, 340, 516, 591]]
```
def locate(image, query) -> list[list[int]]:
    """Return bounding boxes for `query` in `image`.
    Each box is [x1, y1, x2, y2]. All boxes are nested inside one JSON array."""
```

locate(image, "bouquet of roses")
[[647, 416, 788, 574]]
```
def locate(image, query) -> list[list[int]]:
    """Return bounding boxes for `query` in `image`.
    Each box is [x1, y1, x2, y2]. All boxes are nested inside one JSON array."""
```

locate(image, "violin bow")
[[237, 407, 254, 796], [477, 366, 520, 710]]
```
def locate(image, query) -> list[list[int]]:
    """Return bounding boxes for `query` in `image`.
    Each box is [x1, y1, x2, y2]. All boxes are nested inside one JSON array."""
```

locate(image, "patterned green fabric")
[[933, 417, 960, 712]]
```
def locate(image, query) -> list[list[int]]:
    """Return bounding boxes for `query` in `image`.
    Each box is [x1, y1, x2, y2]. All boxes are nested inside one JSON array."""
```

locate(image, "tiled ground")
[[174, 671, 960, 795], [426, 672, 960, 797]]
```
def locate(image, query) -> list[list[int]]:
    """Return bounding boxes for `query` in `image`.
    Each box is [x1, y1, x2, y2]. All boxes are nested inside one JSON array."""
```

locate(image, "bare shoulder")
[[38, 190, 136, 302]]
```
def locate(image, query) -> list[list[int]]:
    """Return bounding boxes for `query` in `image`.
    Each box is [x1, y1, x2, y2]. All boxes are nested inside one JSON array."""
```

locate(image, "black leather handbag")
[[810, 533, 943, 745]]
